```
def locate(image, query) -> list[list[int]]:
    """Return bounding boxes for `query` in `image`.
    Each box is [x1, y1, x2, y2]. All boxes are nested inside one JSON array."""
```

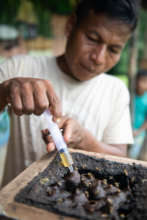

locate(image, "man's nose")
[[91, 44, 106, 65]]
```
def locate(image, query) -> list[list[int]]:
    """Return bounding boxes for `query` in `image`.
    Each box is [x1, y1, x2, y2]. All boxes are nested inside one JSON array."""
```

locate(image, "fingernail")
[[56, 117, 61, 124]]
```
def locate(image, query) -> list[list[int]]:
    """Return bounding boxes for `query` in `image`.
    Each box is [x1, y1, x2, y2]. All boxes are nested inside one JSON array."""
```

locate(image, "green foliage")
[[109, 9, 147, 77], [28, 0, 75, 37], [138, 9, 147, 63], [29, 1, 52, 38], [29, 0, 73, 15], [108, 43, 130, 76], [0, 0, 21, 24], [37, 11, 52, 38]]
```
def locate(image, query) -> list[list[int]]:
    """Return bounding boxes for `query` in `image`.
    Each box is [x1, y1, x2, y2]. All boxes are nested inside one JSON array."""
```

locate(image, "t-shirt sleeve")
[[0, 56, 24, 83], [0, 55, 42, 83], [102, 84, 134, 144]]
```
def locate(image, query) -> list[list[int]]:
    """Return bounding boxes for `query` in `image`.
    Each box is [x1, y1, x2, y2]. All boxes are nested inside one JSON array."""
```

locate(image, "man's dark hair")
[[136, 69, 147, 80], [75, 0, 140, 32]]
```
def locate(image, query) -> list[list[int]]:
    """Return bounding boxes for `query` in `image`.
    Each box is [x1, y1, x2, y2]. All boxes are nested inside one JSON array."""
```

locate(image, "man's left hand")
[[41, 117, 85, 153]]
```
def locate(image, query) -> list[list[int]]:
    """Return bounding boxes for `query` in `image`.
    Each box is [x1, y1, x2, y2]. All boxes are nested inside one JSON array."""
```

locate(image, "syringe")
[[43, 110, 74, 173]]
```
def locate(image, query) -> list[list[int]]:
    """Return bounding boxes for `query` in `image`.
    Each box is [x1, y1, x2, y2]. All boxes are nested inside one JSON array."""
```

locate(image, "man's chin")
[[73, 74, 96, 82], [73, 71, 103, 81]]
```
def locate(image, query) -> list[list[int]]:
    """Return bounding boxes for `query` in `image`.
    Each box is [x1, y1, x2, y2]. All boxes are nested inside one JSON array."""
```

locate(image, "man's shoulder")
[[97, 73, 128, 91], [0, 54, 55, 68], [0, 55, 56, 80], [96, 74, 130, 103]]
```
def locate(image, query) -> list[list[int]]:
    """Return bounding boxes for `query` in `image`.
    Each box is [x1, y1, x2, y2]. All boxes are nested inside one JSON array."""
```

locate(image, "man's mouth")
[[80, 63, 96, 74]]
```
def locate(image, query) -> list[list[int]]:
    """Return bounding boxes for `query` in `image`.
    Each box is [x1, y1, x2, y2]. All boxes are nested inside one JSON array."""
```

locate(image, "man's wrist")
[[78, 126, 98, 151]]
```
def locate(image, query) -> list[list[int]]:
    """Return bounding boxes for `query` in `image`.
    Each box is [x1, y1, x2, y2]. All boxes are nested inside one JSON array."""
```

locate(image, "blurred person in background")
[[129, 70, 147, 159], [0, 25, 27, 59]]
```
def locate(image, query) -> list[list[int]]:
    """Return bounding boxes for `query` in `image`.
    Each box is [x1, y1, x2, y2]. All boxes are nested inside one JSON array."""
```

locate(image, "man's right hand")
[[0, 77, 62, 117]]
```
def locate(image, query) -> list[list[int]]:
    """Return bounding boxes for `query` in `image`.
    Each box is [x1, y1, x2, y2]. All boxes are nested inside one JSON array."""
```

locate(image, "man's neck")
[[56, 55, 79, 81]]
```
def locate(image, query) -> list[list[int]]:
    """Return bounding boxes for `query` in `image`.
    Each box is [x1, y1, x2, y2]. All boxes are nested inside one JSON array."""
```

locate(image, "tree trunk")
[[128, 27, 139, 122], [138, 22, 147, 161], [139, 135, 147, 161], [140, 23, 147, 69]]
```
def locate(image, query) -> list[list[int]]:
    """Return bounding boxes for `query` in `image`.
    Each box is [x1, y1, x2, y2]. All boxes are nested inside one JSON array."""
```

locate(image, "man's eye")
[[87, 35, 97, 42], [109, 48, 119, 54]]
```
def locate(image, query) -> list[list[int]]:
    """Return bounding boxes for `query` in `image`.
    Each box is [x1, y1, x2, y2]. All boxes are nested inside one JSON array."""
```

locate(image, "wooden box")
[[0, 149, 147, 220]]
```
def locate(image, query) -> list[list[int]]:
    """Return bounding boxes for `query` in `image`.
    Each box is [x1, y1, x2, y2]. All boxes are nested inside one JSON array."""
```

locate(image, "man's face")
[[63, 12, 131, 81]]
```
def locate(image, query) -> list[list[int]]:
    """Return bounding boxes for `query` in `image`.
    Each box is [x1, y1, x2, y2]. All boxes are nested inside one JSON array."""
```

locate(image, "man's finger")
[[46, 143, 55, 153], [62, 119, 73, 143], [41, 129, 56, 153], [21, 83, 35, 114], [55, 116, 69, 128], [41, 129, 50, 144], [46, 80, 62, 117], [10, 86, 23, 115], [34, 82, 49, 115]]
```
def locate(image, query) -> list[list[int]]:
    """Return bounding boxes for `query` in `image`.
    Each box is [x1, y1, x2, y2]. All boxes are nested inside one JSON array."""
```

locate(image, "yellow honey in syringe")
[[59, 149, 73, 172]]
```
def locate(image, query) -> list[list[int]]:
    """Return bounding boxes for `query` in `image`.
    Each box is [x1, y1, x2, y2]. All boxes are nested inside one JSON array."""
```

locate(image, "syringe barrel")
[[44, 111, 67, 151], [44, 110, 73, 171]]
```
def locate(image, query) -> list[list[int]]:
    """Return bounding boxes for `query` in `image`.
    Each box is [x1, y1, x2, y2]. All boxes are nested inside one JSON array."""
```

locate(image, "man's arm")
[[42, 117, 127, 157], [74, 128, 127, 157]]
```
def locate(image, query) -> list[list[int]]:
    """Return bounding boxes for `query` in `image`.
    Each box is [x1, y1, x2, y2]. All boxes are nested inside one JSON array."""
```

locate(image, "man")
[[0, 0, 139, 186]]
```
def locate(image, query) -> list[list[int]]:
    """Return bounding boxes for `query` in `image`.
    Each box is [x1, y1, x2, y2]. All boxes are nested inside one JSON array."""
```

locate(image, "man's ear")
[[65, 14, 77, 38]]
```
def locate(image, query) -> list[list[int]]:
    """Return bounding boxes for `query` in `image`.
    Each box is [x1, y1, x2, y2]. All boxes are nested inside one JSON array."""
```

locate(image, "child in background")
[[129, 70, 147, 159]]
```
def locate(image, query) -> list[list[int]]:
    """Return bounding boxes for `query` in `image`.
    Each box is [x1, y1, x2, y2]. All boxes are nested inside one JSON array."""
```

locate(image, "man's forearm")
[[79, 128, 127, 157], [44, 117, 127, 156]]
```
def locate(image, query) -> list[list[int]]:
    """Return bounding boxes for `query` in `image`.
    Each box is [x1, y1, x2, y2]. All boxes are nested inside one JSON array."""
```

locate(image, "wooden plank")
[[0, 149, 147, 220], [72, 149, 147, 167]]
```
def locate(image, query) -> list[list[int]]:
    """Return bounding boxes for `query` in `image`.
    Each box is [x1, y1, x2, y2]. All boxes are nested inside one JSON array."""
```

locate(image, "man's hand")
[[42, 116, 127, 157], [42, 117, 85, 152], [0, 77, 61, 117]]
